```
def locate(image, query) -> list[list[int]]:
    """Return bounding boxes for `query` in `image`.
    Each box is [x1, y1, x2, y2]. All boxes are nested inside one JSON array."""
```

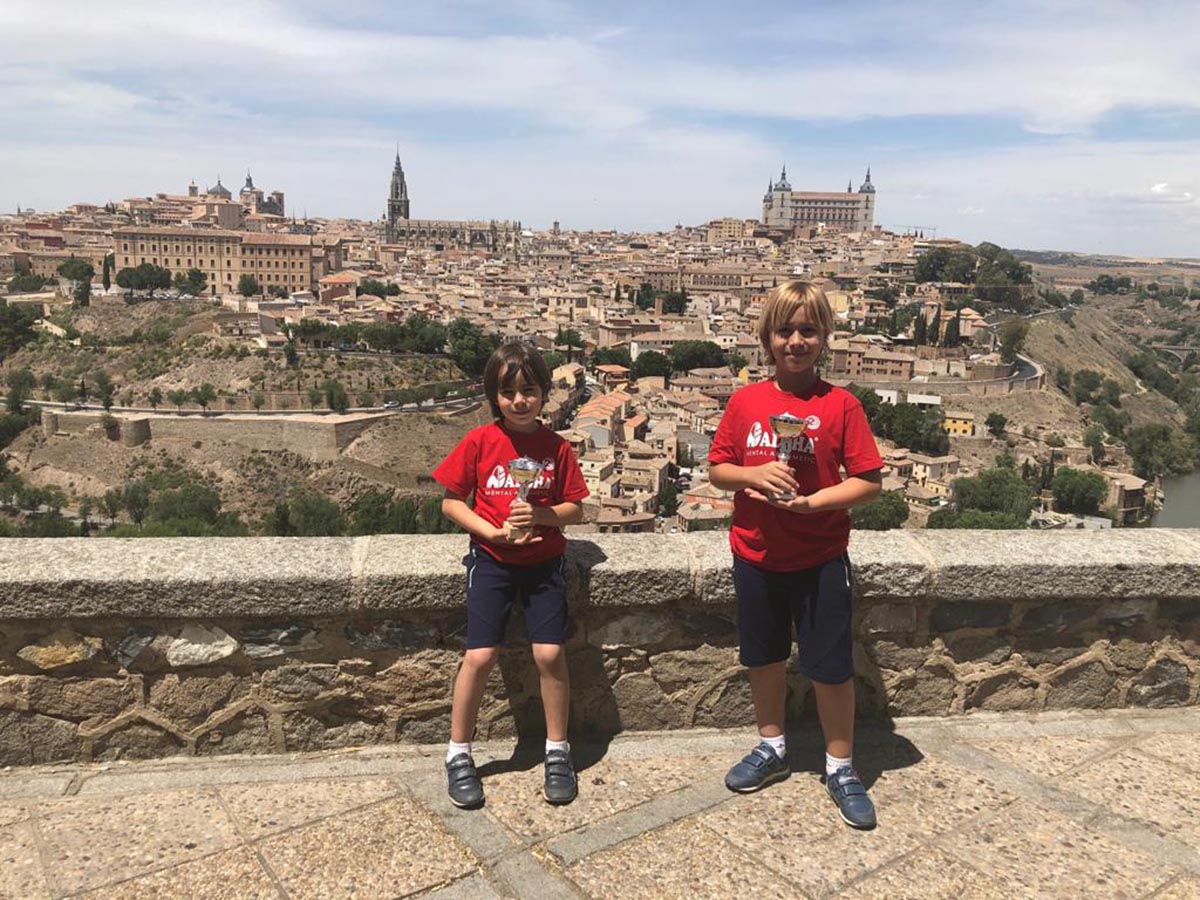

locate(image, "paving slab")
[[73, 845, 283, 900], [0, 822, 51, 900], [969, 733, 1123, 777], [218, 777, 403, 840], [836, 847, 1008, 900], [568, 819, 794, 898], [939, 799, 1179, 899], [256, 797, 476, 899], [35, 788, 244, 895], [1065, 748, 1200, 846]]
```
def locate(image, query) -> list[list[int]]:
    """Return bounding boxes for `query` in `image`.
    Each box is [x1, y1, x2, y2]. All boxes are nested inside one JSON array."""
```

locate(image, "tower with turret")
[[761, 166, 876, 233], [385, 151, 410, 242]]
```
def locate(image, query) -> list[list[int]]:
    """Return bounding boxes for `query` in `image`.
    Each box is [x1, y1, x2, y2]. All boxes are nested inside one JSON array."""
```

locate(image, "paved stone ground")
[[2, 708, 1199, 899]]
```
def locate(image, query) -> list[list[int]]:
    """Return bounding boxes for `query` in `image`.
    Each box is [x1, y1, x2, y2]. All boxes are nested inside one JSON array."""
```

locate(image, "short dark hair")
[[482, 341, 552, 420]]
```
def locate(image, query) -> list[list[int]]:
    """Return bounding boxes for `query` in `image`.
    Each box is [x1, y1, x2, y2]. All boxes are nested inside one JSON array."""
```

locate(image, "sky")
[[2, 0, 1199, 257]]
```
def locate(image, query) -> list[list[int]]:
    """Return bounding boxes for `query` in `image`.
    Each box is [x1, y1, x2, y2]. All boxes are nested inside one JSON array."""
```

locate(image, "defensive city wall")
[[1, 530, 1198, 766], [40, 410, 384, 461]]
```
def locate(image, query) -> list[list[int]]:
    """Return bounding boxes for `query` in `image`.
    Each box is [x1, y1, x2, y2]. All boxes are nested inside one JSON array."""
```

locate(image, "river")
[[1153, 471, 1200, 527]]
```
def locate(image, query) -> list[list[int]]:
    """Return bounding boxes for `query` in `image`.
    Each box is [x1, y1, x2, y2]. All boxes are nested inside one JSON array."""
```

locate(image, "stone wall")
[[41, 411, 388, 461], [1, 531, 1198, 765]]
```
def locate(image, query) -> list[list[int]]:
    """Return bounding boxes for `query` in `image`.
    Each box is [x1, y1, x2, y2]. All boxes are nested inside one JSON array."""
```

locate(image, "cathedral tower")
[[385, 151, 410, 242]]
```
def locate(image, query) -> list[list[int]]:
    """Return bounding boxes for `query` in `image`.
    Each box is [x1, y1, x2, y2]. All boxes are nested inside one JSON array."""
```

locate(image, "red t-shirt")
[[432, 421, 589, 565], [708, 378, 883, 572]]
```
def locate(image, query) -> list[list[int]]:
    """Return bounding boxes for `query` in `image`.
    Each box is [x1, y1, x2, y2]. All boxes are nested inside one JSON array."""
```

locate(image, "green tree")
[[191, 382, 217, 414], [984, 412, 1008, 437], [851, 490, 909, 530], [943, 309, 961, 346], [172, 268, 207, 296], [447, 319, 501, 377], [101, 253, 112, 291], [57, 257, 94, 283], [927, 508, 1027, 529], [150, 482, 222, 525], [0, 298, 39, 360], [669, 340, 726, 372], [350, 489, 393, 535], [632, 350, 671, 380], [251, 392, 266, 411], [289, 494, 345, 536], [5, 368, 35, 414], [998, 318, 1029, 364], [307, 386, 323, 410], [93, 371, 115, 411], [6, 273, 50, 293], [147, 387, 163, 410], [952, 467, 1035, 522], [591, 347, 633, 368], [283, 340, 299, 367], [122, 481, 151, 525], [166, 388, 188, 413], [1126, 424, 1196, 479], [913, 310, 927, 345], [1099, 378, 1122, 407], [262, 501, 294, 536], [323, 378, 349, 414], [1083, 424, 1106, 464], [657, 480, 679, 516], [237, 274, 261, 298], [101, 488, 122, 524], [927, 306, 941, 345], [1051, 467, 1107, 516], [1072, 369, 1102, 405]]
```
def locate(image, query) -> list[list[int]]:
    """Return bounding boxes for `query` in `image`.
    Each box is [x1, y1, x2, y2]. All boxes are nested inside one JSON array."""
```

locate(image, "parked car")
[[383, 400, 400, 409]]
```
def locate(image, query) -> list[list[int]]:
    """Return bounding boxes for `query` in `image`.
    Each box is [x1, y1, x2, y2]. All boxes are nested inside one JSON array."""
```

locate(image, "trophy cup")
[[507, 456, 544, 541], [769, 413, 809, 501]]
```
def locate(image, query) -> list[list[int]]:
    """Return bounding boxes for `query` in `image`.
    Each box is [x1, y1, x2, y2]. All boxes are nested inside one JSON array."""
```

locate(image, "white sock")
[[447, 740, 471, 763], [545, 739, 570, 754], [760, 734, 786, 760], [826, 752, 852, 776]]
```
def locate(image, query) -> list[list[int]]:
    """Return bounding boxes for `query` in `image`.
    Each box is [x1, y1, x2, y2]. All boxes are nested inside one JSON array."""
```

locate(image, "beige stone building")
[[112, 227, 332, 295], [762, 167, 876, 233]]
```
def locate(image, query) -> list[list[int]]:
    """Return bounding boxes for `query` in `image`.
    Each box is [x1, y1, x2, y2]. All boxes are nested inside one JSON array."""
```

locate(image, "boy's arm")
[[508, 500, 584, 529], [709, 461, 799, 497], [441, 490, 507, 543], [744, 469, 883, 513]]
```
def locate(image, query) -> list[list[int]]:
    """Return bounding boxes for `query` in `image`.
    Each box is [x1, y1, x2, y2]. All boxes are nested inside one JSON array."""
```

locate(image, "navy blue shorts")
[[463, 545, 569, 649], [732, 553, 855, 683]]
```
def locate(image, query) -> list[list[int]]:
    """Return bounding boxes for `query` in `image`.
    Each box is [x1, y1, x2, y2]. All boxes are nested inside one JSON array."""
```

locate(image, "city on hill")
[[2, 159, 1198, 539]]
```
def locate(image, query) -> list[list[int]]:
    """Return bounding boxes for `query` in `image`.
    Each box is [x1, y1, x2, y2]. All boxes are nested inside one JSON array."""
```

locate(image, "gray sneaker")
[[445, 753, 484, 809], [724, 742, 790, 793], [543, 749, 578, 804], [825, 765, 877, 829]]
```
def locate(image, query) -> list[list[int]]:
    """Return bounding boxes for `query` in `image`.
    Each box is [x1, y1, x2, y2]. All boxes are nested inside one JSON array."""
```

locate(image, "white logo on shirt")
[[483, 462, 556, 491], [805, 415, 821, 431]]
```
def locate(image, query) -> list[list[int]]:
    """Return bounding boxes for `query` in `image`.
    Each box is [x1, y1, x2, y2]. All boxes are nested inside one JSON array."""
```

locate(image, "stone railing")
[[1, 531, 1198, 765]]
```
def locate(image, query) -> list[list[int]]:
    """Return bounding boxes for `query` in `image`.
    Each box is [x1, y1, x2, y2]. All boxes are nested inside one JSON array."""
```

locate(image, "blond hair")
[[757, 280, 835, 354]]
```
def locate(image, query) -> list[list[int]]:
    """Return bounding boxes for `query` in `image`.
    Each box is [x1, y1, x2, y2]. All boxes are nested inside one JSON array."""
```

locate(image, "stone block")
[[0, 710, 79, 765], [612, 672, 682, 730], [0, 538, 356, 618], [889, 665, 955, 716], [16, 628, 104, 671], [9, 675, 136, 722], [587, 611, 684, 649], [350, 535, 465, 612], [1107, 639, 1155, 671], [94, 722, 185, 761], [1159, 598, 1200, 624], [166, 624, 239, 668], [195, 712, 272, 755], [966, 671, 1039, 711], [690, 531, 736, 605], [648, 645, 739, 696], [1044, 661, 1116, 709], [859, 603, 916, 635], [260, 663, 347, 703], [1098, 599, 1155, 626], [148, 673, 248, 727], [576, 534, 692, 607], [930, 602, 1012, 632], [1020, 601, 1095, 631], [865, 640, 929, 672], [943, 634, 1014, 666], [282, 707, 389, 752], [1128, 659, 1192, 708], [909, 529, 1200, 602], [848, 530, 934, 599], [692, 670, 754, 728], [358, 653, 458, 709]]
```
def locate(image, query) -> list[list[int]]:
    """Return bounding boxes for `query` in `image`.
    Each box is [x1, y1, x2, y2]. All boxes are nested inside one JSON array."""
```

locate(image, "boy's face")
[[496, 371, 543, 432], [768, 306, 825, 375]]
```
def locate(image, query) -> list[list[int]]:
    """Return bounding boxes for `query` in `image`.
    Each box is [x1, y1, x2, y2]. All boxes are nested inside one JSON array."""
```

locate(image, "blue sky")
[[2, 0, 1199, 257]]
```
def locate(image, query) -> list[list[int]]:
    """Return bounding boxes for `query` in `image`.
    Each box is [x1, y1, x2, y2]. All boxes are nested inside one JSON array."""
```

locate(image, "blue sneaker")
[[445, 753, 484, 809], [825, 766, 876, 829], [724, 742, 790, 793]]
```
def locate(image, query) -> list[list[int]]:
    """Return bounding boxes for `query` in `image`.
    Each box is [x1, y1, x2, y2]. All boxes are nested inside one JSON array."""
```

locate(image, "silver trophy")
[[769, 413, 809, 501], [507, 456, 544, 540]]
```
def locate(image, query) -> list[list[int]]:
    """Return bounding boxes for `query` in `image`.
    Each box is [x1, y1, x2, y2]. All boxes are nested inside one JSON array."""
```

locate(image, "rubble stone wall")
[[1, 530, 1198, 765]]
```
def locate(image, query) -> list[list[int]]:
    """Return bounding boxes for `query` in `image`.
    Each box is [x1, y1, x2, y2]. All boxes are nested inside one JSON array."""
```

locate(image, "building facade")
[[761, 167, 876, 233]]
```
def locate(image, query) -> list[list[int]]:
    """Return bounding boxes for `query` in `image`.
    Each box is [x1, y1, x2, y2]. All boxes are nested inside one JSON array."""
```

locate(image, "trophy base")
[[773, 491, 796, 502]]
